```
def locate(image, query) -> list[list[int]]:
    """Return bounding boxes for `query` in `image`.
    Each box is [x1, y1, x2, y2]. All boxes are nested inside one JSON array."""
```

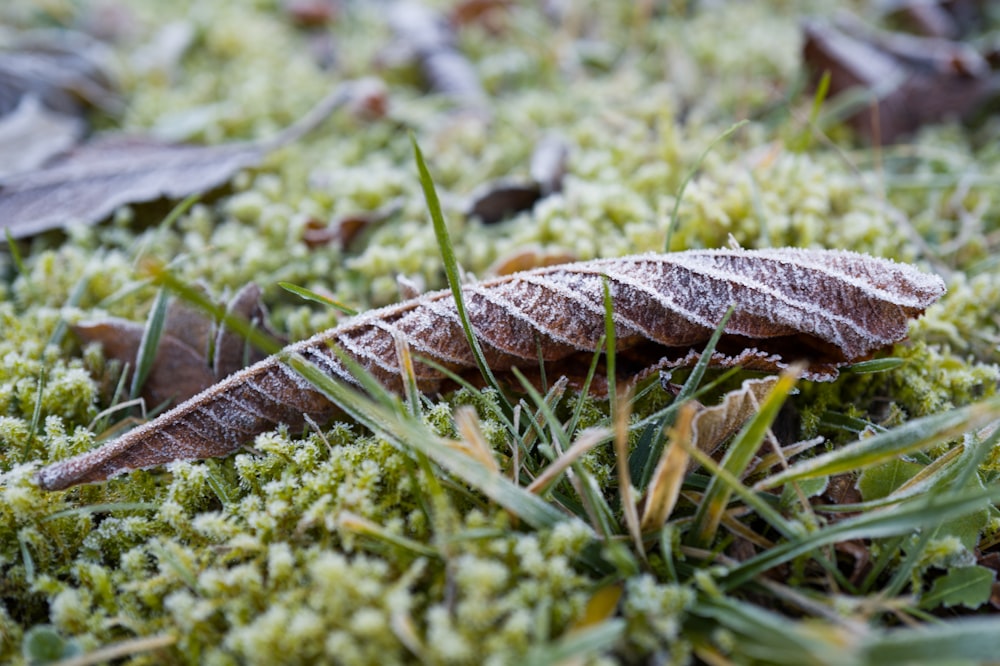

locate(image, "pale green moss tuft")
[[621, 574, 694, 659]]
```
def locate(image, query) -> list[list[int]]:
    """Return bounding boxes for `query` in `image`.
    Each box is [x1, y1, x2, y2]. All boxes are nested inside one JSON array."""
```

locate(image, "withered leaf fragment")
[[37, 248, 944, 490], [802, 16, 1000, 144], [73, 284, 276, 410], [212, 283, 278, 378], [882, 0, 988, 40], [466, 134, 571, 224], [465, 180, 542, 225], [0, 79, 380, 238], [387, 2, 486, 104], [74, 319, 215, 411], [487, 246, 577, 276], [1, 137, 264, 238], [640, 376, 781, 530], [0, 95, 84, 179], [302, 197, 403, 250], [0, 28, 121, 117], [689, 376, 782, 460]]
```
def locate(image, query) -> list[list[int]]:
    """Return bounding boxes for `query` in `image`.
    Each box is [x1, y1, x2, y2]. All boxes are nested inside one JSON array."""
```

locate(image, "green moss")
[[621, 575, 694, 660]]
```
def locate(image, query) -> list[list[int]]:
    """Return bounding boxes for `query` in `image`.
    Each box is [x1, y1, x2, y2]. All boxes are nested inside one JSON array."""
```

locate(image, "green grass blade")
[[18, 535, 34, 583], [129, 286, 171, 402], [720, 483, 1000, 591], [47, 269, 92, 347], [691, 597, 845, 665], [338, 511, 441, 558], [846, 357, 904, 374], [411, 133, 511, 412], [297, 339, 402, 412], [283, 350, 574, 532], [414, 354, 521, 440], [881, 423, 1000, 598], [43, 503, 159, 521], [5, 228, 25, 274], [861, 618, 1000, 664], [790, 69, 830, 152], [509, 367, 570, 449], [601, 277, 617, 410], [949, 416, 1000, 491], [630, 368, 743, 435], [90, 369, 136, 434], [510, 367, 618, 537], [681, 433, 797, 541], [157, 192, 200, 231], [22, 367, 46, 462], [808, 70, 831, 125], [756, 396, 1000, 490], [564, 339, 605, 438], [534, 335, 548, 395], [145, 261, 283, 357], [819, 410, 886, 435], [524, 620, 625, 666], [674, 305, 735, 405], [205, 468, 235, 507], [278, 281, 358, 315], [664, 120, 747, 251], [394, 333, 422, 417]]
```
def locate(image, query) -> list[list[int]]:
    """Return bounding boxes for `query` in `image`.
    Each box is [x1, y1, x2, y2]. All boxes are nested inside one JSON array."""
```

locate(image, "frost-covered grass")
[[3, 1, 1000, 664]]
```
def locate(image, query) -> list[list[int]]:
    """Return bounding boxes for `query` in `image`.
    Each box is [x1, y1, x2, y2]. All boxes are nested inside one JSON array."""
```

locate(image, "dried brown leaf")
[[465, 180, 542, 224], [0, 28, 121, 117], [283, 0, 339, 28], [73, 284, 276, 412], [388, 2, 485, 103], [882, 0, 988, 40], [690, 376, 780, 458], [0, 95, 84, 178], [213, 283, 281, 378], [38, 248, 945, 490], [465, 135, 572, 224], [162, 290, 215, 359], [302, 197, 403, 250], [802, 16, 999, 144], [886, 1, 960, 39], [837, 13, 989, 77], [0, 136, 263, 238], [449, 0, 513, 32], [640, 377, 781, 530], [0, 80, 379, 238], [487, 247, 577, 276], [73, 319, 216, 410]]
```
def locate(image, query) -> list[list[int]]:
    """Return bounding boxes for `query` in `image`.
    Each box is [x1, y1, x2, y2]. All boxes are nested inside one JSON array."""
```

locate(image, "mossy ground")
[[2, 1, 1000, 664]]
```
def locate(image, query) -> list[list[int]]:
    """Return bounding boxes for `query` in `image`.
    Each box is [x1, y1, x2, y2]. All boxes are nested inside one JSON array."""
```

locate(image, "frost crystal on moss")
[[622, 575, 694, 658]]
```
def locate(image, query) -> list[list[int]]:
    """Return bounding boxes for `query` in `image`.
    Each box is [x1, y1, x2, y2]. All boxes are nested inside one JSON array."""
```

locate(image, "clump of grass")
[[249, 143, 1000, 663]]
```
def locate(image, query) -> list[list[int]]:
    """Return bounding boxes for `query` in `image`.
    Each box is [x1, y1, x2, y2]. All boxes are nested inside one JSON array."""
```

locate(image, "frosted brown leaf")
[[35, 247, 945, 490]]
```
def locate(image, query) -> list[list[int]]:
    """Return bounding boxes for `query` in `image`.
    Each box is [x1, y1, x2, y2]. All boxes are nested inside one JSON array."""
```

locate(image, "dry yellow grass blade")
[[526, 427, 610, 495], [640, 402, 695, 531], [452, 405, 500, 474], [614, 385, 643, 553]]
